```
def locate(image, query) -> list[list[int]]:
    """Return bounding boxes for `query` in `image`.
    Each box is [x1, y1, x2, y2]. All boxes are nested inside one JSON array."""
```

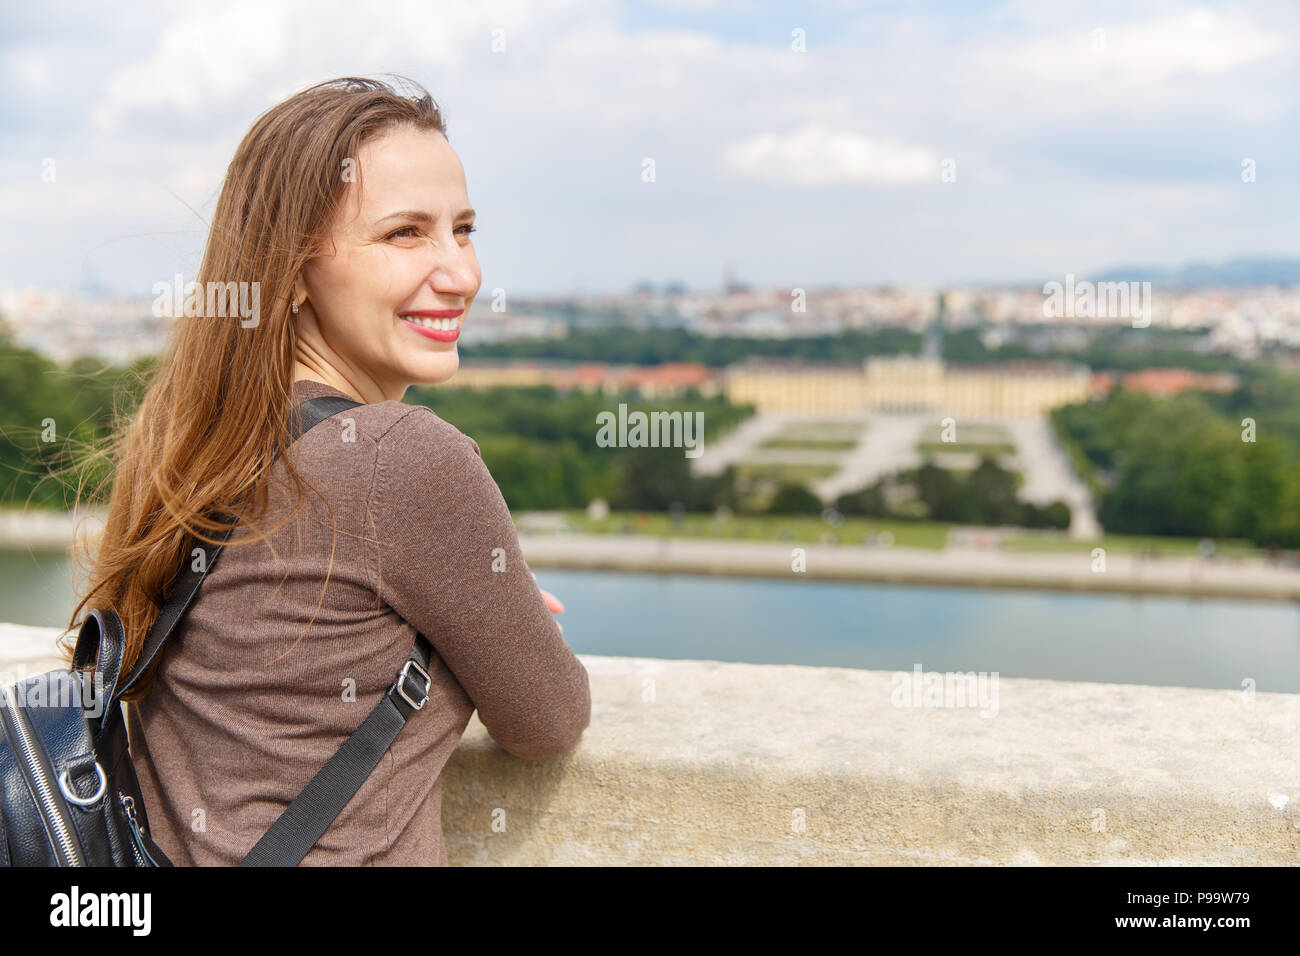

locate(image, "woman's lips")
[[399, 310, 462, 342]]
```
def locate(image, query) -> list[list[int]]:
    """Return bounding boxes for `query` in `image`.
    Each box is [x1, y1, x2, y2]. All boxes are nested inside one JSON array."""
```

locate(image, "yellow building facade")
[[725, 356, 1089, 417]]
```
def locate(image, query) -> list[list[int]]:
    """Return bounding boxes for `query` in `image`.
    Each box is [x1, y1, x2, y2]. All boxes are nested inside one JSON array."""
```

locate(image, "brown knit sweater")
[[125, 379, 591, 865]]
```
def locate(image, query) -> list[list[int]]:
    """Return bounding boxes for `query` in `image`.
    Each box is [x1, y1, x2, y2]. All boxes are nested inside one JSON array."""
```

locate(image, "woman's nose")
[[427, 242, 479, 295]]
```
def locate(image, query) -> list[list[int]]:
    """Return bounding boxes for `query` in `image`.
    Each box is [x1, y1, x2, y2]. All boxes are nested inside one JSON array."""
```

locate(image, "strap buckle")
[[394, 659, 431, 710]]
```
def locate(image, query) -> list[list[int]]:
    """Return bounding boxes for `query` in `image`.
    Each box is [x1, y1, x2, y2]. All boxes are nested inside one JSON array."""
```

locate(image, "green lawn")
[[1000, 532, 1260, 558], [732, 463, 841, 482], [759, 437, 859, 451], [918, 423, 1012, 444], [542, 510, 1267, 558], [772, 423, 866, 442], [562, 511, 958, 549], [917, 442, 1017, 457]]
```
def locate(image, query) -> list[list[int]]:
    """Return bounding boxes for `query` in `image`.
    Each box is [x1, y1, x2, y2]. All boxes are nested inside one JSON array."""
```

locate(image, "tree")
[[835, 480, 888, 517], [611, 443, 709, 511], [766, 482, 823, 515], [964, 456, 1021, 525], [911, 463, 963, 521]]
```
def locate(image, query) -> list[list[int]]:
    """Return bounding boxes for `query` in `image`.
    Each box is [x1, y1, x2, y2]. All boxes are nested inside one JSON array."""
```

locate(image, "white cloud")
[[5, 49, 53, 90], [722, 123, 939, 186], [970, 7, 1288, 104], [90, 0, 300, 132], [1, 0, 1297, 294], [87, 0, 564, 132], [1099, 8, 1288, 79]]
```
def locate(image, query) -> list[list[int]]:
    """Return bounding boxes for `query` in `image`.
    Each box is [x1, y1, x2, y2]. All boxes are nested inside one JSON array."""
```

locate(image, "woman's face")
[[295, 124, 480, 403]]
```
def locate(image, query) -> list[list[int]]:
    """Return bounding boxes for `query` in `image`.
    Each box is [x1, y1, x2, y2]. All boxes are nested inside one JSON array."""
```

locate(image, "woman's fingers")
[[536, 584, 565, 614], [530, 575, 565, 632]]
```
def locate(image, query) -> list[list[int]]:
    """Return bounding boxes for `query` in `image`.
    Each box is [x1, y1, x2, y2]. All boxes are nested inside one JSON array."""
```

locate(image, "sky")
[[1, 0, 1298, 297]]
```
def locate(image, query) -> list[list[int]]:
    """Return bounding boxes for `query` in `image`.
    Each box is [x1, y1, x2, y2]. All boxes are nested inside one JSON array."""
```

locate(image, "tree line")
[[465, 326, 923, 366], [766, 458, 1071, 530], [1051, 367, 1300, 546], [3, 327, 1286, 545]]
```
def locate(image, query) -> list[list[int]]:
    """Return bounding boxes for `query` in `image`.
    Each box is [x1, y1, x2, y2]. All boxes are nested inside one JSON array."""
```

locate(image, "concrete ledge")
[[4, 624, 1297, 865], [442, 655, 1300, 865]]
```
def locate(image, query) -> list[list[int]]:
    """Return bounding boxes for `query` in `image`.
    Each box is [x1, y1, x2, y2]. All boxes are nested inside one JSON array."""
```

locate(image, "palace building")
[[723, 355, 1091, 416]]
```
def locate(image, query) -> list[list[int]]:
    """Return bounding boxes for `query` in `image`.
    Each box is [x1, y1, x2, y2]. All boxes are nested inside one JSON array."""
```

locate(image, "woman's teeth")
[[405, 315, 461, 330]]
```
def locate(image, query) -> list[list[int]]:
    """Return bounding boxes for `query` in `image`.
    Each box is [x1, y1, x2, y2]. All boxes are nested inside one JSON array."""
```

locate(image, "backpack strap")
[[235, 395, 438, 865], [91, 392, 439, 866], [237, 632, 434, 866], [104, 395, 366, 718]]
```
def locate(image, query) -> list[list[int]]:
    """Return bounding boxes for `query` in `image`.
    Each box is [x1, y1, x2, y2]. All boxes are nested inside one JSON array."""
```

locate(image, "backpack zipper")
[[118, 792, 161, 866], [0, 684, 86, 866]]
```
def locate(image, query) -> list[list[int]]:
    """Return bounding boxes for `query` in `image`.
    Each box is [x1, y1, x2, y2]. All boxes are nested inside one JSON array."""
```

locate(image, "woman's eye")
[[385, 225, 476, 240]]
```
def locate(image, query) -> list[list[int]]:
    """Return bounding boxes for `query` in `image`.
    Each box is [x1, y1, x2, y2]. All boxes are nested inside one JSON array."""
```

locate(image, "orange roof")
[[1090, 371, 1116, 392], [1121, 368, 1237, 396], [566, 364, 609, 385], [621, 362, 714, 387]]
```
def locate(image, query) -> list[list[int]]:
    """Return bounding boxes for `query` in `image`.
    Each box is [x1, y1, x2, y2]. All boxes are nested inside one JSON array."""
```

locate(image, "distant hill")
[[1088, 256, 1300, 287]]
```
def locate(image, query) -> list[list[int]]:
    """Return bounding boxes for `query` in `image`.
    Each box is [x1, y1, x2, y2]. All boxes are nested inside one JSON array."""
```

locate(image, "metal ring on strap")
[[59, 762, 108, 807], [396, 659, 431, 710]]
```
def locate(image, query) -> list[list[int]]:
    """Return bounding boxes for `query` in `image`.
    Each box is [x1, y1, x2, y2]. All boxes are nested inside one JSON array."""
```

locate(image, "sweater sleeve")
[[369, 407, 591, 760]]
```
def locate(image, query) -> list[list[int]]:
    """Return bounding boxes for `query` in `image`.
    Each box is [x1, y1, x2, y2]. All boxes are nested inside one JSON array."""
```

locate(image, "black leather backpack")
[[0, 395, 436, 866]]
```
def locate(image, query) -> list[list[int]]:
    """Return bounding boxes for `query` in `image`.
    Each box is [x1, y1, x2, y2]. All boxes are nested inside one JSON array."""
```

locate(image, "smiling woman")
[[292, 121, 481, 398], [62, 76, 591, 866]]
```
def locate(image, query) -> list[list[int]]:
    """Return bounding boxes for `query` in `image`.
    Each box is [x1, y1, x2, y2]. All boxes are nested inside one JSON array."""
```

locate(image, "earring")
[[292, 302, 300, 315]]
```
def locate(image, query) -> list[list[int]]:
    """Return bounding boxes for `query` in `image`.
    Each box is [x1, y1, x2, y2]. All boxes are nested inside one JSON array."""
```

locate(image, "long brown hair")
[[61, 76, 447, 700]]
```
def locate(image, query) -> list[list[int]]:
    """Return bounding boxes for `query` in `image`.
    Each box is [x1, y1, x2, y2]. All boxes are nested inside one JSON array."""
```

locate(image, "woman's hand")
[[532, 572, 565, 634], [538, 588, 565, 615]]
